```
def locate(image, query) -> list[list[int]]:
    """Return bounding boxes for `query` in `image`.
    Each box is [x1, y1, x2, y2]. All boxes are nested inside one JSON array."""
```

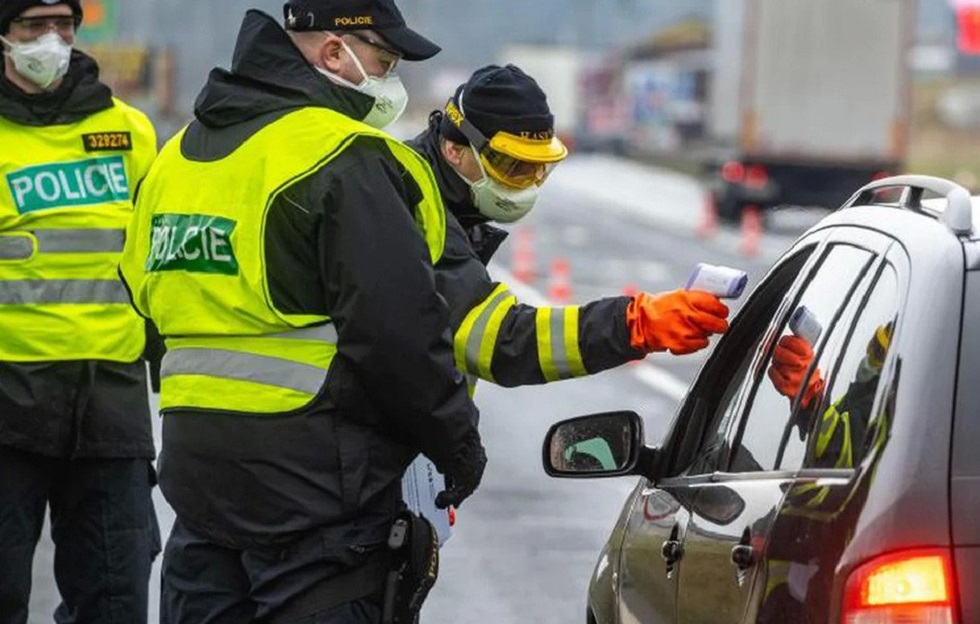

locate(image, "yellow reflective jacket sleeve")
[[437, 217, 643, 387]]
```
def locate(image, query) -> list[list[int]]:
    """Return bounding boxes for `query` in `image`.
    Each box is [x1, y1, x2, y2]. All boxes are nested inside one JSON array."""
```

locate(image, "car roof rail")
[[841, 175, 974, 235]]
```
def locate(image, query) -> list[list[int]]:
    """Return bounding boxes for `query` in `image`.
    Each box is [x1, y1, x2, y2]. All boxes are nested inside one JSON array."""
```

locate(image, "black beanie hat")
[[0, 0, 82, 35], [440, 64, 555, 146]]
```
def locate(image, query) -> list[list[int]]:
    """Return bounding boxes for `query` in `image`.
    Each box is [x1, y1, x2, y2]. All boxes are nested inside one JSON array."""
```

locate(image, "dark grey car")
[[543, 176, 980, 623]]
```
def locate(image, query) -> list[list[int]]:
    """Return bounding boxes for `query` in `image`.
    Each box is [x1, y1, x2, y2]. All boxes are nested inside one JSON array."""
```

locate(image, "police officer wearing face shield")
[[0, 1, 159, 622], [407, 65, 730, 392], [117, 1, 485, 622]]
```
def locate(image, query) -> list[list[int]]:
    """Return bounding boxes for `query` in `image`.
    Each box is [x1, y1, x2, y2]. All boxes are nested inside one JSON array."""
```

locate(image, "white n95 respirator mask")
[[466, 147, 540, 223], [317, 41, 408, 130], [1, 32, 72, 89]]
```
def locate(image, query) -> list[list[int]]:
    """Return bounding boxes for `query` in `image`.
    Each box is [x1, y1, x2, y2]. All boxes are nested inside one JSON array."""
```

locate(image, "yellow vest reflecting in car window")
[[120, 107, 446, 414], [0, 99, 156, 362]]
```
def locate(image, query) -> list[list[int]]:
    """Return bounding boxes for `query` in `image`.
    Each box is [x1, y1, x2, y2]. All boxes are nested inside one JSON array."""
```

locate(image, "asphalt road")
[[28, 155, 823, 623]]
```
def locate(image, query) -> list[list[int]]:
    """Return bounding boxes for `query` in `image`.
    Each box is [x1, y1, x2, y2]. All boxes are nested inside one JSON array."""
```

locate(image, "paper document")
[[401, 455, 453, 546]]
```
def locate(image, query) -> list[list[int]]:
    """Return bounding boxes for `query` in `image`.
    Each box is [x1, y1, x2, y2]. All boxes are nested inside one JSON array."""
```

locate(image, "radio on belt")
[[789, 305, 822, 345], [685, 263, 748, 299]]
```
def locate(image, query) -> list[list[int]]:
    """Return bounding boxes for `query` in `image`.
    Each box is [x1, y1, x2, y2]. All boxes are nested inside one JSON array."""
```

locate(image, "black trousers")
[[161, 519, 386, 624], [0, 447, 160, 624]]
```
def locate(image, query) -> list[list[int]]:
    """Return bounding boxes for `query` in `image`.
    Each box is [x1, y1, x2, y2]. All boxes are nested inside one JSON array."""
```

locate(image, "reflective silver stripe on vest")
[[34, 229, 126, 253], [268, 324, 338, 342], [160, 324, 337, 395], [549, 308, 575, 380], [0, 229, 125, 260], [0, 236, 33, 260], [0, 280, 130, 304], [161, 348, 328, 395], [463, 288, 513, 374]]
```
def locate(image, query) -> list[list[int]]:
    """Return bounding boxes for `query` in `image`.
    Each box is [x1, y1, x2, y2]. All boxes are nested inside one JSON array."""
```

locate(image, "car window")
[[768, 262, 878, 470], [678, 247, 816, 477], [954, 269, 980, 477], [729, 245, 875, 473], [801, 265, 899, 470], [686, 334, 763, 475]]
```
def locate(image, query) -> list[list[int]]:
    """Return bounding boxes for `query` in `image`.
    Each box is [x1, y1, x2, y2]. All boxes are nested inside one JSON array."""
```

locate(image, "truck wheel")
[[716, 193, 743, 223]]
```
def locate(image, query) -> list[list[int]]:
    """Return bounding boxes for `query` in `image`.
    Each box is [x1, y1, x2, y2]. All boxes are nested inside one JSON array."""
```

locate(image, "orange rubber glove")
[[767, 335, 824, 408], [626, 290, 730, 355]]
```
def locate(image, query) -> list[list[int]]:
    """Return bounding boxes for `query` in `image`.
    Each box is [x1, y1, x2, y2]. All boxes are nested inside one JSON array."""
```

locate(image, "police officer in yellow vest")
[[0, 1, 159, 622], [117, 2, 486, 622]]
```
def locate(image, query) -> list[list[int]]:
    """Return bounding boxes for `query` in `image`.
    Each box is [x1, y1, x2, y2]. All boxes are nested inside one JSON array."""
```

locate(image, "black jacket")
[[407, 114, 643, 386], [155, 11, 480, 549], [0, 51, 154, 460]]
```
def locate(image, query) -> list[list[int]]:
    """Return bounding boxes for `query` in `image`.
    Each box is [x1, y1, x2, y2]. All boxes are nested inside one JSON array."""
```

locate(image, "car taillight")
[[721, 160, 745, 183], [745, 164, 769, 188], [842, 549, 957, 623]]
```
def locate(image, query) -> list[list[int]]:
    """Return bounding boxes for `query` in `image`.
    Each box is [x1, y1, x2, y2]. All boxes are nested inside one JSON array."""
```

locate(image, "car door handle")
[[730, 544, 756, 571], [661, 539, 684, 566]]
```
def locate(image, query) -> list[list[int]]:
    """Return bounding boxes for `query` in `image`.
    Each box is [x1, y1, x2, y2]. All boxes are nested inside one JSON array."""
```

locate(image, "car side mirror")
[[542, 410, 656, 479]]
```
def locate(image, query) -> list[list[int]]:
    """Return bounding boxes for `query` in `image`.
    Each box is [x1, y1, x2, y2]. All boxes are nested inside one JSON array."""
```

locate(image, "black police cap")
[[283, 0, 440, 61]]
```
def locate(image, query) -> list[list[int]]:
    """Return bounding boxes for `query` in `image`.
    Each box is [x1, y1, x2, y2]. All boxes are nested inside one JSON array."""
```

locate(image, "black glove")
[[143, 320, 165, 393], [435, 432, 487, 509]]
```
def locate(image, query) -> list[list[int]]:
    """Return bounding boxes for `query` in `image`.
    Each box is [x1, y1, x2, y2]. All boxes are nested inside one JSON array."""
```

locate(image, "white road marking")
[[629, 362, 689, 402], [490, 264, 690, 402]]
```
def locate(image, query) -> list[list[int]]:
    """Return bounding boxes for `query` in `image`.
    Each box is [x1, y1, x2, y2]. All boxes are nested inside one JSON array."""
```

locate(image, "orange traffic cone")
[[548, 258, 572, 304], [738, 205, 763, 257], [511, 227, 536, 283], [696, 191, 719, 239]]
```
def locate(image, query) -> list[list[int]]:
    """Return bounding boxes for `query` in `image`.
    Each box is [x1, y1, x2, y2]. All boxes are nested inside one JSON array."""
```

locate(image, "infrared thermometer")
[[685, 263, 748, 300], [789, 305, 822, 344]]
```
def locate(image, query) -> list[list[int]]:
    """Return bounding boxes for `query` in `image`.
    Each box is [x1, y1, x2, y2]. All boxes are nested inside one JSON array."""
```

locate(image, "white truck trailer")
[[708, 0, 915, 220]]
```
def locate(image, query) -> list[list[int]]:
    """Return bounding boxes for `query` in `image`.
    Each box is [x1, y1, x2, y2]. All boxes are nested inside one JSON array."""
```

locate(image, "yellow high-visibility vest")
[[120, 107, 446, 414], [0, 99, 156, 361]]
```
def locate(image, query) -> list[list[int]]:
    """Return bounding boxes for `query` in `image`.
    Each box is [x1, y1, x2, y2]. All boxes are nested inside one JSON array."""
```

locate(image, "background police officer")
[[408, 65, 730, 393], [118, 1, 486, 622], [0, 1, 159, 622]]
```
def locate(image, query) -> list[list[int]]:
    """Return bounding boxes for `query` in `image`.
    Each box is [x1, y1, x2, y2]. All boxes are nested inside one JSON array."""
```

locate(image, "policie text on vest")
[[147, 213, 240, 276], [6, 156, 130, 213]]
